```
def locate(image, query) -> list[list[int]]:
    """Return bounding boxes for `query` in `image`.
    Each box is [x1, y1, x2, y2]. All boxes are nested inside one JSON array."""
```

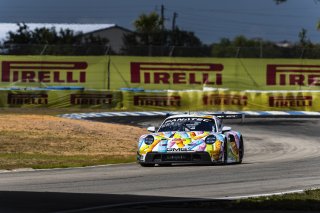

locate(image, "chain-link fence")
[[1, 43, 320, 58]]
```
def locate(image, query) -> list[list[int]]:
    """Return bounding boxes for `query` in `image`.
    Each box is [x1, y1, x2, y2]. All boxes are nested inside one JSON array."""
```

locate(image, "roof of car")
[[166, 113, 216, 119]]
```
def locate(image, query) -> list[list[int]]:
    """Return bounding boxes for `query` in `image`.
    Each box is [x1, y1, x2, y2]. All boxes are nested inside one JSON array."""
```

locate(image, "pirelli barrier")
[[121, 91, 318, 111], [0, 90, 122, 109], [1, 56, 320, 91], [0, 55, 320, 110], [0, 90, 318, 111]]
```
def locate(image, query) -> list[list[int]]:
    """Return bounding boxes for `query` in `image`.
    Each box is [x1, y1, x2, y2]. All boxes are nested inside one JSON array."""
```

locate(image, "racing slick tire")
[[158, 163, 172, 167], [238, 137, 244, 164], [139, 163, 155, 167], [223, 139, 228, 164]]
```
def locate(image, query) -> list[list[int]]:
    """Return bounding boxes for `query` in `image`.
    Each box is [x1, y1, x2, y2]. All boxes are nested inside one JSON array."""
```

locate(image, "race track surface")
[[0, 117, 320, 212]]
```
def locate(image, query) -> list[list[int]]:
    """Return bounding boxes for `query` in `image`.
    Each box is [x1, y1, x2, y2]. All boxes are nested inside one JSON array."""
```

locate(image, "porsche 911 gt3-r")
[[137, 113, 244, 166]]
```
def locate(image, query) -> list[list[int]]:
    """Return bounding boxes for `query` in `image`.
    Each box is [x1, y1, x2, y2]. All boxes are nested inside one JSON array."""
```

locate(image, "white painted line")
[[122, 112, 141, 116], [217, 189, 305, 200], [105, 112, 127, 116], [265, 111, 290, 115], [241, 111, 261, 115], [99, 112, 113, 117], [303, 111, 320, 115], [151, 111, 168, 115], [136, 111, 158, 116]]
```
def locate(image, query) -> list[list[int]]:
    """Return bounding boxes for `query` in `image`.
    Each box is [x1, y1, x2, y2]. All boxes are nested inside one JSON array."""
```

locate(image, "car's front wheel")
[[223, 139, 228, 164]]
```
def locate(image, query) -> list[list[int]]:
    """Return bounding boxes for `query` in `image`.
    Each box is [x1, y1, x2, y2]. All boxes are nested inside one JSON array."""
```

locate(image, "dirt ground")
[[0, 110, 147, 156]]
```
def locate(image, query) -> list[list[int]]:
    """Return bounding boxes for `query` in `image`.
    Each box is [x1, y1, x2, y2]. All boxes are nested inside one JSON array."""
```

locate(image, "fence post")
[[169, 46, 175, 56], [40, 44, 48, 55], [105, 45, 111, 90], [236, 47, 240, 58], [300, 47, 305, 58]]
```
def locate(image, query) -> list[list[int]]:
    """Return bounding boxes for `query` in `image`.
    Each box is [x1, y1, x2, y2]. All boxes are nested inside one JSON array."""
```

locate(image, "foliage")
[[208, 35, 320, 58], [1, 23, 112, 55], [122, 11, 205, 54], [274, 0, 287, 4], [3, 23, 109, 45]]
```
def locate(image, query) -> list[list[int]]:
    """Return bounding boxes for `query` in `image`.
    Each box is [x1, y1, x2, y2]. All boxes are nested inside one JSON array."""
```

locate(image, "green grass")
[[0, 153, 136, 170], [177, 189, 320, 211], [233, 189, 320, 211]]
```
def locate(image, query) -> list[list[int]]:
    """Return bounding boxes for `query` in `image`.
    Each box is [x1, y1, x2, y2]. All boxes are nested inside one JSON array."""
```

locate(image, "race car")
[[137, 113, 244, 166]]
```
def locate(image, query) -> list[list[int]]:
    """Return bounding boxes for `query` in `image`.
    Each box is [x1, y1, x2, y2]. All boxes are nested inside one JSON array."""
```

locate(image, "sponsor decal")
[[164, 117, 212, 124], [70, 94, 113, 105], [133, 95, 181, 106], [203, 94, 247, 106], [269, 95, 312, 107], [1, 61, 88, 83], [130, 62, 223, 85], [267, 64, 320, 86], [167, 148, 192, 152], [7, 93, 48, 105]]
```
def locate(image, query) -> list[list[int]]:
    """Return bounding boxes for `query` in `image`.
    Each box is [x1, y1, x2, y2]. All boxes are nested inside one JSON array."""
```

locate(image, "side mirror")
[[222, 126, 232, 133], [147, 126, 156, 133]]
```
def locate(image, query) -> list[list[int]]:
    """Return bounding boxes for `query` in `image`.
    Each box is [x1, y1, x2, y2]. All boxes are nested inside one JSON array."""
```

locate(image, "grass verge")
[[167, 189, 320, 211], [0, 109, 146, 170], [0, 153, 136, 170], [234, 189, 320, 211]]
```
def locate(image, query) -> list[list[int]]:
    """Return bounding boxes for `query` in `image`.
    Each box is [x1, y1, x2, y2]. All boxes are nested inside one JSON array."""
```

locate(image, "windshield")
[[158, 117, 216, 132]]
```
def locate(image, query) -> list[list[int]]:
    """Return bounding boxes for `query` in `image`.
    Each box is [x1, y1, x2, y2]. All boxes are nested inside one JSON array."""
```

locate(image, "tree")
[[298, 28, 311, 47], [3, 23, 109, 45], [133, 12, 162, 45], [5, 23, 32, 44], [274, 0, 287, 4], [2, 23, 111, 55], [122, 10, 204, 56]]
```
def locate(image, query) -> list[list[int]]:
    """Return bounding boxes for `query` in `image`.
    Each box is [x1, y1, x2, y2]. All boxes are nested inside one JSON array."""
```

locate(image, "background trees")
[[2, 3, 320, 58]]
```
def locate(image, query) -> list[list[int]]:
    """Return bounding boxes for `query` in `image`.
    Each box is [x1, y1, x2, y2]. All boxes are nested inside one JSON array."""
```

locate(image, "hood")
[[138, 131, 223, 153]]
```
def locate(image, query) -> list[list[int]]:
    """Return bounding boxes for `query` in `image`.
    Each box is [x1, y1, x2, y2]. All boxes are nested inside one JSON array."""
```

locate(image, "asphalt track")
[[0, 116, 320, 212]]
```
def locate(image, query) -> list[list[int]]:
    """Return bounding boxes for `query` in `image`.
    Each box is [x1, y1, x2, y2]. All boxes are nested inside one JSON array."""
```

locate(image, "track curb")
[[59, 111, 320, 120]]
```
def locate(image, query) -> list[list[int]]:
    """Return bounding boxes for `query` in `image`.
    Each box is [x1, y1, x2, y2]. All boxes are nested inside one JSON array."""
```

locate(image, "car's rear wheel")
[[238, 137, 244, 164], [139, 163, 155, 167], [158, 163, 172, 167]]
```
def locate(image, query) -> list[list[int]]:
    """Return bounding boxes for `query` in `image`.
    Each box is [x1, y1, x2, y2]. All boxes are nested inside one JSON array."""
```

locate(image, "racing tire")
[[238, 137, 244, 164], [223, 139, 228, 164], [139, 163, 155, 167], [158, 163, 172, 167]]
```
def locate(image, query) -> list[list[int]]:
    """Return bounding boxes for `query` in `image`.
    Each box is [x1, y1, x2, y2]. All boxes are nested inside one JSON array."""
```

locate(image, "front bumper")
[[138, 152, 212, 164]]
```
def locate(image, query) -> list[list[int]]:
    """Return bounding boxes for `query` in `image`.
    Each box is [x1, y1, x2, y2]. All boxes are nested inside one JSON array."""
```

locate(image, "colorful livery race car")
[[137, 113, 244, 166]]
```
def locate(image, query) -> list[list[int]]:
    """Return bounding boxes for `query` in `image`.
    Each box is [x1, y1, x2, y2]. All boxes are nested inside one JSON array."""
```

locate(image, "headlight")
[[205, 135, 216, 144], [144, 135, 154, 145]]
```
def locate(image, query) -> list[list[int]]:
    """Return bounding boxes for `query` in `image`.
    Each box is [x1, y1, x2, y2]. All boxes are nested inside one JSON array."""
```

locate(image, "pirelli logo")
[[269, 96, 312, 107], [7, 93, 48, 105], [133, 95, 181, 106], [203, 94, 248, 106], [70, 94, 113, 105], [131, 62, 223, 85], [267, 64, 320, 86], [1, 61, 88, 83]]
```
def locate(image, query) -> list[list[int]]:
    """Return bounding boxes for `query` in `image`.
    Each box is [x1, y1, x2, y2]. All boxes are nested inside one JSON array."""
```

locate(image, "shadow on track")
[[1, 191, 319, 213]]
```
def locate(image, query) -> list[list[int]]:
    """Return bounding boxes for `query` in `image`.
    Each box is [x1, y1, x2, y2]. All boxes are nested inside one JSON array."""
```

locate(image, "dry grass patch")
[[0, 113, 147, 169]]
